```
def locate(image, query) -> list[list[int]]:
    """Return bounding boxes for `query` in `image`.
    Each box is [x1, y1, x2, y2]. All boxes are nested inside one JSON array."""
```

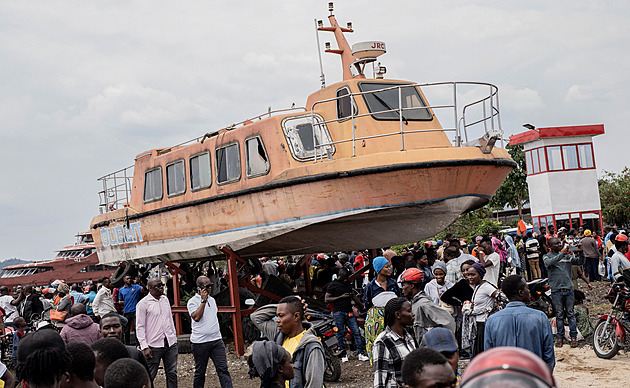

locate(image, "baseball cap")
[[615, 234, 628, 242], [400, 268, 424, 283], [421, 327, 458, 353]]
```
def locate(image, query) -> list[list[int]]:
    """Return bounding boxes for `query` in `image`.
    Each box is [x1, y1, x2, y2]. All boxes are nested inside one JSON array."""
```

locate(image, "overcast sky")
[[1, 1, 628, 261]]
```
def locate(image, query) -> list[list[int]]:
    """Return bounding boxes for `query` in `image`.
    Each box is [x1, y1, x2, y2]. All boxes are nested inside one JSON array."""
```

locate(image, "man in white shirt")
[[187, 276, 233, 388], [479, 236, 501, 287], [0, 286, 19, 327], [93, 277, 116, 319]]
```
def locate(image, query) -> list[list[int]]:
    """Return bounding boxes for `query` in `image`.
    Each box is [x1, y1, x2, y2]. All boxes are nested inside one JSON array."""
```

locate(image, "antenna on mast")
[[314, 18, 326, 89]]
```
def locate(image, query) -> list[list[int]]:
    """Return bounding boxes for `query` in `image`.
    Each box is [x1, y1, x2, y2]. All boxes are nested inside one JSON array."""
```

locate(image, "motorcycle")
[[307, 309, 342, 382], [593, 277, 630, 359], [527, 278, 555, 318]]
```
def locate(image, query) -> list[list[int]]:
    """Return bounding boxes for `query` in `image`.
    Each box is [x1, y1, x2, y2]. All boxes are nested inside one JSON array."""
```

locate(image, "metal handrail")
[[98, 165, 134, 213], [309, 81, 503, 162]]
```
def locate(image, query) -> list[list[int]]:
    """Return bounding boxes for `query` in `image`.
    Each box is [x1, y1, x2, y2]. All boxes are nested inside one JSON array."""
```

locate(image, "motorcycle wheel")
[[593, 320, 620, 359], [323, 345, 342, 382], [541, 294, 556, 318]]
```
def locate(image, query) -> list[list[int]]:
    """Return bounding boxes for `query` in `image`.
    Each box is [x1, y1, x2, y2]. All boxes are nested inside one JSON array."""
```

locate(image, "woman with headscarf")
[[247, 340, 294, 388], [504, 235, 521, 274], [54, 283, 73, 322], [423, 262, 453, 307], [363, 256, 400, 363], [462, 262, 497, 358]]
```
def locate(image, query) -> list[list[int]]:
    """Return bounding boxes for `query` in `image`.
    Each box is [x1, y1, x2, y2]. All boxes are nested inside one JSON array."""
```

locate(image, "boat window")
[[358, 82, 432, 121], [166, 160, 186, 197], [578, 144, 594, 168], [143, 167, 163, 203], [336, 87, 357, 120], [190, 152, 212, 191], [281, 114, 334, 161], [246, 136, 270, 177], [216, 143, 241, 184]]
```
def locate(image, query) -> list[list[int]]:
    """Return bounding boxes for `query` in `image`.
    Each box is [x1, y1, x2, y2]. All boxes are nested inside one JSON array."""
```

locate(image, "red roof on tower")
[[509, 124, 605, 145]]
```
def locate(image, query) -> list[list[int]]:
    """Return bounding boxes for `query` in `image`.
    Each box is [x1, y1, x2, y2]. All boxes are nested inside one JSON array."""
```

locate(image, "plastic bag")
[[598, 261, 606, 277]]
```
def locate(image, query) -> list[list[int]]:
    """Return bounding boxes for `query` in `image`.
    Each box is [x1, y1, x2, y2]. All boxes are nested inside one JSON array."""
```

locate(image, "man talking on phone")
[[543, 237, 584, 348], [187, 276, 233, 388]]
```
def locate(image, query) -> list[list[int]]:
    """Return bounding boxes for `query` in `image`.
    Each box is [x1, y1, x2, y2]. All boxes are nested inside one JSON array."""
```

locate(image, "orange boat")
[[90, 6, 515, 266]]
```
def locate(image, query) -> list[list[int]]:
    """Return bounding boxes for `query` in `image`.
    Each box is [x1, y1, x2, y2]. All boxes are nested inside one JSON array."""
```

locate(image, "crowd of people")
[[248, 225, 630, 388], [0, 272, 235, 388], [1, 224, 628, 388]]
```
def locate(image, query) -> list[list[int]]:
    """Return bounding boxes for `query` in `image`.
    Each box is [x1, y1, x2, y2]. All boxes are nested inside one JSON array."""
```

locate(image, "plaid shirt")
[[445, 258, 463, 284], [373, 326, 417, 388]]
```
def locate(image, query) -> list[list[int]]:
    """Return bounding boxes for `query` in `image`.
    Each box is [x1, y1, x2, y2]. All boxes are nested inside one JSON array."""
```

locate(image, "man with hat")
[[610, 234, 630, 282], [581, 229, 601, 282], [399, 268, 455, 343], [421, 327, 461, 385], [484, 275, 555, 370]]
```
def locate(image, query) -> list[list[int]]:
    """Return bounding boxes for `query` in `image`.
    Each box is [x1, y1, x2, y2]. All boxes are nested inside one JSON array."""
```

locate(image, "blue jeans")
[[332, 310, 365, 354], [551, 289, 577, 340], [191, 340, 233, 388], [147, 342, 178, 388]]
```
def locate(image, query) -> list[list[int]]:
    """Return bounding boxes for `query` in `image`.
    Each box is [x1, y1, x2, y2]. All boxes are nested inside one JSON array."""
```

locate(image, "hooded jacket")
[[59, 313, 102, 345], [410, 291, 456, 343], [251, 304, 325, 388]]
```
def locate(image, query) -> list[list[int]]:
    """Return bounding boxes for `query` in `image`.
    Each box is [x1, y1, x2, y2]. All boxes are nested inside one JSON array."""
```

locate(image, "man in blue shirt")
[[118, 275, 147, 345], [85, 284, 97, 319], [484, 275, 555, 371]]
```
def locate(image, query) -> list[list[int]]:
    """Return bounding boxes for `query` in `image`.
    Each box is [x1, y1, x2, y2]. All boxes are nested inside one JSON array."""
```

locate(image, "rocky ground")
[[152, 279, 625, 387]]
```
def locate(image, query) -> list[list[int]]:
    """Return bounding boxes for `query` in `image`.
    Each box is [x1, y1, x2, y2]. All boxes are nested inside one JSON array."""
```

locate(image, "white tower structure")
[[509, 124, 605, 233]]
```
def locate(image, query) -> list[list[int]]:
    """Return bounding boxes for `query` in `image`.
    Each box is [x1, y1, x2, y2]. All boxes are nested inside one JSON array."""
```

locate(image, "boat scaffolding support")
[[167, 248, 309, 357], [219, 246, 284, 356]]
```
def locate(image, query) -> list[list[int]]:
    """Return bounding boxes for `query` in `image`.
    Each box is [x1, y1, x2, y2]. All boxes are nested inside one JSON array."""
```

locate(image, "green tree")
[[489, 143, 529, 219], [433, 206, 503, 242], [599, 167, 630, 227]]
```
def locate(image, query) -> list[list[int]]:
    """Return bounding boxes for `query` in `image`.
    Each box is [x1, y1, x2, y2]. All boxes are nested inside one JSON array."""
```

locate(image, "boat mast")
[[317, 3, 363, 81]]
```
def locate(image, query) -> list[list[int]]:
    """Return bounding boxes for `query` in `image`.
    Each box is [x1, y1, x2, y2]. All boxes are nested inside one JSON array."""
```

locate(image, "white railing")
[[310, 81, 503, 161], [98, 165, 134, 213]]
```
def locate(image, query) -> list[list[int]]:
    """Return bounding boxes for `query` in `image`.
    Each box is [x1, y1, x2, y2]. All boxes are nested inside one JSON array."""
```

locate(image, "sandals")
[[570, 338, 578, 348], [555, 339, 563, 348]]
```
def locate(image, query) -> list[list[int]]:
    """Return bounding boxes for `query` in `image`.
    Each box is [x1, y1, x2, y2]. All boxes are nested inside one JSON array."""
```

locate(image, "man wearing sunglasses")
[[187, 275, 233, 388], [136, 278, 178, 388]]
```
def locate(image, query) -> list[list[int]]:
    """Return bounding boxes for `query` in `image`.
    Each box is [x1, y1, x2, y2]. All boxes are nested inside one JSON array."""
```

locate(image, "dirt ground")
[[153, 279, 626, 387]]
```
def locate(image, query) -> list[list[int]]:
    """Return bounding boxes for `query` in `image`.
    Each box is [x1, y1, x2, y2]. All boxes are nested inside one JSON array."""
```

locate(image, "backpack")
[[487, 282, 509, 316]]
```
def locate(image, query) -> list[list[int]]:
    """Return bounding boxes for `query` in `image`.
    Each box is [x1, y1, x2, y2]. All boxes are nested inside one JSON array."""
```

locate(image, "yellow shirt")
[[282, 330, 306, 388]]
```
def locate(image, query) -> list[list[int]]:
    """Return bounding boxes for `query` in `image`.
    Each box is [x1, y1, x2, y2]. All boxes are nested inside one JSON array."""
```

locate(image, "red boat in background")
[[0, 232, 117, 288]]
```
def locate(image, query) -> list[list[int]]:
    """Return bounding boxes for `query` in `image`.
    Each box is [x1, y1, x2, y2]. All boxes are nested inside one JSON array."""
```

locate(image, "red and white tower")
[[509, 124, 605, 233]]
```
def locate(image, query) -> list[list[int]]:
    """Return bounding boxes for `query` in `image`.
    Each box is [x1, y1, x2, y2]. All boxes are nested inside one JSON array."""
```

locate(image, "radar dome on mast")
[[351, 41, 386, 59]]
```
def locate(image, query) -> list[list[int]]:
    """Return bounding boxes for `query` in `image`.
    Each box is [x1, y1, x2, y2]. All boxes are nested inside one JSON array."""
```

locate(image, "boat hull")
[[93, 157, 514, 265]]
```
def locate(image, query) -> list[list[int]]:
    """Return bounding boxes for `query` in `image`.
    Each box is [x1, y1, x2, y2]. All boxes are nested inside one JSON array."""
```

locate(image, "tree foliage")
[[489, 143, 529, 218], [599, 167, 630, 227], [433, 206, 503, 242]]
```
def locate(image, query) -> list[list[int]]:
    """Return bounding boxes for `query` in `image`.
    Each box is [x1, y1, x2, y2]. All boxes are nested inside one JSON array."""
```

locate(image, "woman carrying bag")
[[51, 283, 73, 322]]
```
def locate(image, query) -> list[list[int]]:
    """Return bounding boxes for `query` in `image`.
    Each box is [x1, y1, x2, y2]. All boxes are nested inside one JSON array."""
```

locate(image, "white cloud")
[[1, 0, 629, 260]]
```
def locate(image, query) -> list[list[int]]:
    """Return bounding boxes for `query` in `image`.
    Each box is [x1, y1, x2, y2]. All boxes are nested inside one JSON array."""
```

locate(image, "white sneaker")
[[341, 356, 349, 363], [358, 354, 369, 361]]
